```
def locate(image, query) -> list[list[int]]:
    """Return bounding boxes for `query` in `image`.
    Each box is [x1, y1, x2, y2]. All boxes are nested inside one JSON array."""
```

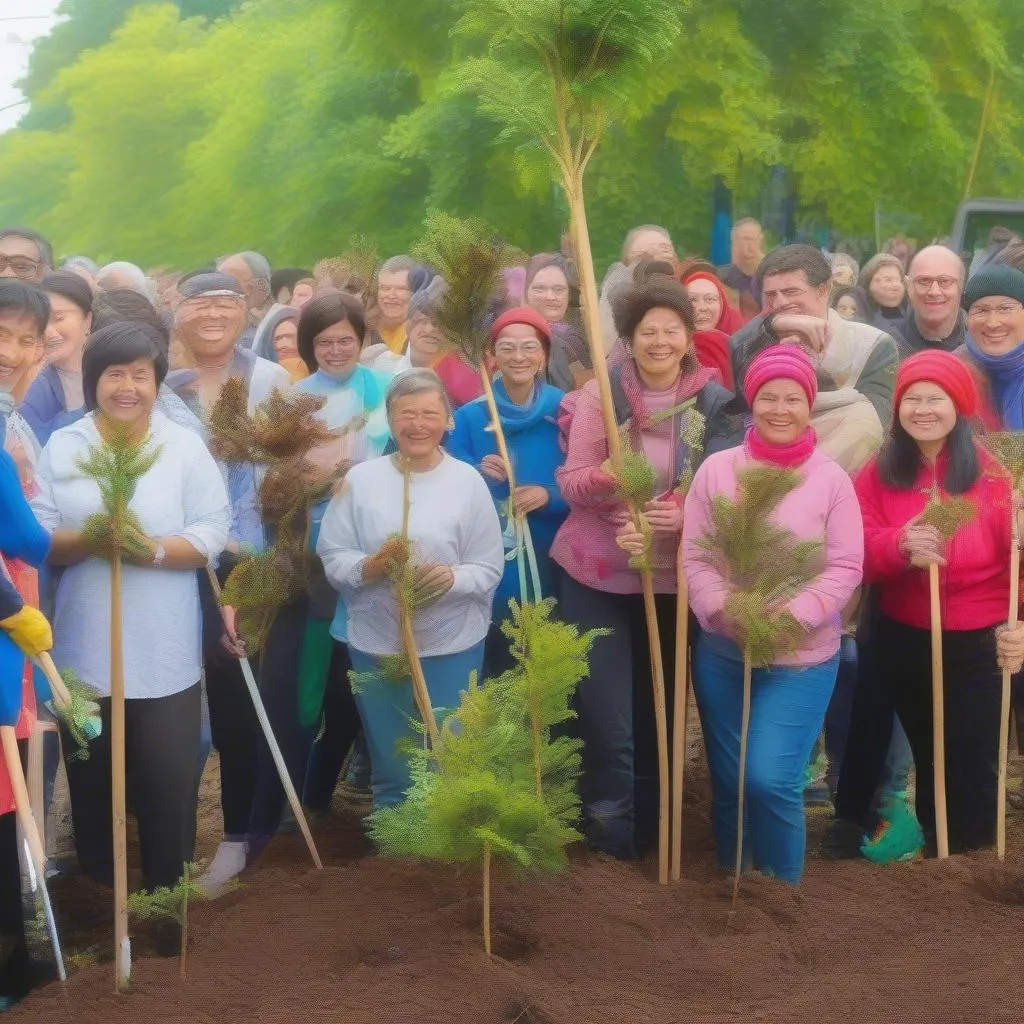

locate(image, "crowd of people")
[[2, 217, 1024, 1004]]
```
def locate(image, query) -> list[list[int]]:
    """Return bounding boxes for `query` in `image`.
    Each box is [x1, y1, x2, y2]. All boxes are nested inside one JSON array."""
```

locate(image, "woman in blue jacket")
[[448, 307, 569, 673]]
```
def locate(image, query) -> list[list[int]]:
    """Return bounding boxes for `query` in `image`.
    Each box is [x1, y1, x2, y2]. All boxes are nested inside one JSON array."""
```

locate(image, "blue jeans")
[[350, 642, 485, 808], [693, 635, 840, 884]]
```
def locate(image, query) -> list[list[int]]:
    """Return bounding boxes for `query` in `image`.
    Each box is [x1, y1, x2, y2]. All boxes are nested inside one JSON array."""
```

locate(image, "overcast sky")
[[0, 1, 62, 132]]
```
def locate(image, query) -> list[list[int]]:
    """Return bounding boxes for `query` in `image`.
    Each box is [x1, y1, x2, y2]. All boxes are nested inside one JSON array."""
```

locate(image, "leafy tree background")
[[1, 0, 1022, 270]]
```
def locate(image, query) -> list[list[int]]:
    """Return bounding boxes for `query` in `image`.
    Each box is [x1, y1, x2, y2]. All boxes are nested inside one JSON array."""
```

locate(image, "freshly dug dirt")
[[12, 745, 1024, 1024]]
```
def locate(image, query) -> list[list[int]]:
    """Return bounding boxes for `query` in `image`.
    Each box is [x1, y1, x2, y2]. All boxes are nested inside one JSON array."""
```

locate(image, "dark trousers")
[[1, 750, 31, 999], [878, 616, 1002, 853], [303, 641, 361, 811], [61, 684, 201, 891], [558, 569, 677, 859], [200, 569, 259, 840]]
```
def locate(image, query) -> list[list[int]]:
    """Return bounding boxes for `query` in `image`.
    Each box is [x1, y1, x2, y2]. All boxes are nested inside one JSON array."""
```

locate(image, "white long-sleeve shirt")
[[317, 453, 504, 658], [32, 410, 230, 699]]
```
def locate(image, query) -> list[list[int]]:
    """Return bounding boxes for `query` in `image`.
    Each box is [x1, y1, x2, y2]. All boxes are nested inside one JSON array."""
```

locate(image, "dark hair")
[[297, 292, 367, 373], [42, 270, 93, 315], [830, 285, 870, 322], [632, 259, 677, 283], [0, 226, 53, 269], [757, 244, 832, 290], [525, 252, 576, 291], [91, 288, 169, 349], [612, 275, 699, 373], [876, 417, 980, 494], [0, 280, 50, 334], [993, 240, 1024, 272], [82, 321, 169, 411], [270, 267, 312, 298]]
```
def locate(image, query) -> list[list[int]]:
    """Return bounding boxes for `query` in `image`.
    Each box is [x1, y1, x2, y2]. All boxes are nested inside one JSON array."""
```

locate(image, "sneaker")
[[196, 840, 247, 895], [861, 802, 924, 863]]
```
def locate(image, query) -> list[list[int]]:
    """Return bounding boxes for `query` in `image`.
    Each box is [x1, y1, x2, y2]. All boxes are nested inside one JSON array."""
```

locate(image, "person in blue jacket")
[[448, 306, 569, 674]]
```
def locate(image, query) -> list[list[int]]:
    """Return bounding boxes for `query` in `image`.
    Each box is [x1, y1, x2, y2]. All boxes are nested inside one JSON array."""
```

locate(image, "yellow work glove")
[[0, 605, 53, 656]]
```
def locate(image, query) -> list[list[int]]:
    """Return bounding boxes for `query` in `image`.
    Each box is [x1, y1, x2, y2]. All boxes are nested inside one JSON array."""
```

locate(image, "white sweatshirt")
[[317, 453, 504, 658]]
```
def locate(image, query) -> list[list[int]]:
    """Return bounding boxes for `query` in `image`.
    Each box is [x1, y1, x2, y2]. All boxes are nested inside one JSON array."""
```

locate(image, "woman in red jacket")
[[855, 351, 1024, 853]]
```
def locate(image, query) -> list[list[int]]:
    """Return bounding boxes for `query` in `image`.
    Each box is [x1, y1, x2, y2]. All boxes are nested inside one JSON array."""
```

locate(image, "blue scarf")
[[490, 376, 560, 435], [966, 336, 1024, 429]]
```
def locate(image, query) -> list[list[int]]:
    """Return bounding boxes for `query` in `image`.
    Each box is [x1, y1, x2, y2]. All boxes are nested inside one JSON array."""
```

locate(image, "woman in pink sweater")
[[682, 346, 863, 883], [856, 350, 1024, 853], [550, 273, 736, 859]]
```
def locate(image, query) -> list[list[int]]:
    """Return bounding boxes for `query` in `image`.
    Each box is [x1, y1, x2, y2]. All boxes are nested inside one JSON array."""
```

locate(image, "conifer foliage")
[[369, 599, 604, 955], [695, 464, 823, 907]]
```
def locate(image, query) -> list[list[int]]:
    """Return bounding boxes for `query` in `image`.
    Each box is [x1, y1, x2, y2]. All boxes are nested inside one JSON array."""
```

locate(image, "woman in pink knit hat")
[[681, 345, 864, 883]]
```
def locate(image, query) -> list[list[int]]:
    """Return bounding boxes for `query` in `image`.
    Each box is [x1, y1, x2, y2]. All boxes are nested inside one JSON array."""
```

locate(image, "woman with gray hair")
[[96, 261, 155, 301], [317, 368, 504, 807]]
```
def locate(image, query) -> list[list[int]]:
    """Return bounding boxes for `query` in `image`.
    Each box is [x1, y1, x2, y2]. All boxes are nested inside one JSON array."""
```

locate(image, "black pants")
[[248, 599, 314, 841], [303, 641, 361, 812], [1, 757, 31, 1000], [200, 568, 259, 840], [558, 568, 677, 859], [61, 684, 201, 891], [878, 616, 1002, 853]]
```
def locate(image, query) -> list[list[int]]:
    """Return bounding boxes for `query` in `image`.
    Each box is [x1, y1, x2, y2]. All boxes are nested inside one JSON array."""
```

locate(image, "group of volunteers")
[[2, 217, 1024, 1003]]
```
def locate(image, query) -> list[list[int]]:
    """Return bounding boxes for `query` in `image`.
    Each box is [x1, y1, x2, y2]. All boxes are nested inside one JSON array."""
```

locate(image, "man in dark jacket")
[[889, 245, 968, 359]]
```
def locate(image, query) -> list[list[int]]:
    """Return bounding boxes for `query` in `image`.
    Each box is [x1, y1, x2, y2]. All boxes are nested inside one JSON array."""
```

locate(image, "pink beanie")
[[743, 345, 818, 408]]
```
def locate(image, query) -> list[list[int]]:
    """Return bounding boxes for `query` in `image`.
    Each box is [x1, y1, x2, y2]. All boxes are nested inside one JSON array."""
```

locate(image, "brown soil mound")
[[12, 770, 1024, 1024]]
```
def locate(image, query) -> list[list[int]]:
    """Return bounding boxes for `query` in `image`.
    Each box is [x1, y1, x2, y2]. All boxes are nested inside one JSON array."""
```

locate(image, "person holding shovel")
[[855, 350, 1024, 854]]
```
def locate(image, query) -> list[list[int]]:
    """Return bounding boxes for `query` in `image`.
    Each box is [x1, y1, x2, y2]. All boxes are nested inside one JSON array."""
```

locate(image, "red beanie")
[[894, 350, 979, 418], [489, 306, 552, 351], [743, 345, 818, 408]]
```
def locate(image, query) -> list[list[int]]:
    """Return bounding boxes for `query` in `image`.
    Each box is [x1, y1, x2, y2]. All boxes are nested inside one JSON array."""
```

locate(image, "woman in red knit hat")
[[855, 350, 1024, 854]]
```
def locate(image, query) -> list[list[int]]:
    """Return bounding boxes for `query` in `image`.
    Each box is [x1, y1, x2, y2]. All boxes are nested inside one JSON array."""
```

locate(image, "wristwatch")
[[152, 542, 167, 567]]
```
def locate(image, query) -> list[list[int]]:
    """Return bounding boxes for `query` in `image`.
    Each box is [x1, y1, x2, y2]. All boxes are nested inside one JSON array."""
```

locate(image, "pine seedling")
[[77, 421, 163, 989], [982, 432, 1024, 859], [695, 464, 824, 910], [497, 598, 608, 798], [209, 385, 342, 655], [369, 667, 582, 956], [126, 863, 236, 980], [919, 495, 975, 538], [49, 669, 102, 762]]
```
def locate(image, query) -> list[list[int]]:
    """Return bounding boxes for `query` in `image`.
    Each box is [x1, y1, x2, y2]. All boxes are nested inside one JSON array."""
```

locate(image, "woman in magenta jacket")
[[681, 346, 863, 884], [855, 350, 1024, 854]]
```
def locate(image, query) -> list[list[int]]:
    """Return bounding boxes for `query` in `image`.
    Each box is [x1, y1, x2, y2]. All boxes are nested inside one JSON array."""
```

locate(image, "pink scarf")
[[743, 424, 817, 468]]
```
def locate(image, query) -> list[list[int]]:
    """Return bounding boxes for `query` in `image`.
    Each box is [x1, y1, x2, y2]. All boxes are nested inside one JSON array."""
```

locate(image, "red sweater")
[[855, 446, 1013, 631]]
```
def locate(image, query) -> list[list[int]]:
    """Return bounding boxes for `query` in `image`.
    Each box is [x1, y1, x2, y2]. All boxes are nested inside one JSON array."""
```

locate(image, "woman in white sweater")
[[317, 368, 504, 806], [32, 322, 230, 899]]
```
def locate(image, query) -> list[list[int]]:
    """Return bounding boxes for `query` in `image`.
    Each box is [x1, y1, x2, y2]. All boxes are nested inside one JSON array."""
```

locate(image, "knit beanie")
[[489, 306, 552, 351], [962, 265, 1024, 311], [743, 345, 818, 408], [894, 350, 979, 417]]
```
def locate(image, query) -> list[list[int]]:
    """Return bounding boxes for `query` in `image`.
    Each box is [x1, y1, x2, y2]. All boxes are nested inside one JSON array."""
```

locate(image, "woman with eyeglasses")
[[524, 253, 591, 391], [956, 266, 1024, 432], [242, 292, 395, 860], [448, 307, 569, 673], [855, 350, 1024, 854]]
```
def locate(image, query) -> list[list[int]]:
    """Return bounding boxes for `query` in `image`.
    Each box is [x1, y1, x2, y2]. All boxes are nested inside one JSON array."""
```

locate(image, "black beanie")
[[41, 270, 94, 315], [962, 265, 1024, 310]]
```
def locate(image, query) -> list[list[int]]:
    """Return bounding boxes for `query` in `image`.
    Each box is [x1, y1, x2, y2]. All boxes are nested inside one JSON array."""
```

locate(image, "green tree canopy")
[[1, 0, 1021, 269]]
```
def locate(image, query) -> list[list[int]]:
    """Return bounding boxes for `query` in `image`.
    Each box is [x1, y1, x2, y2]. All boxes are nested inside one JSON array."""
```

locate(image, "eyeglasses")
[[314, 335, 360, 351], [910, 276, 959, 293], [967, 301, 1024, 322], [181, 297, 244, 314], [494, 341, 545, 357], [0, 255, 41, 279]]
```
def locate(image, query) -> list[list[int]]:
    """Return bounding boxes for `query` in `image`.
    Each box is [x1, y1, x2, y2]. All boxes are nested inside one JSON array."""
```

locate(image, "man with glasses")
[[892, 245, 968, 359], [0, 228, 52, 285]]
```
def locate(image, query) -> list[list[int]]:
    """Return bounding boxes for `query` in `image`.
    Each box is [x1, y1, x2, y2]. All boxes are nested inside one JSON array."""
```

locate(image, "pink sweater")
[[682, 447, 864, 666]]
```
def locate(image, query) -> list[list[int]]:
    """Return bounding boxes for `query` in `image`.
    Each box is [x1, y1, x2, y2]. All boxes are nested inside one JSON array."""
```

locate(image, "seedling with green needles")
[[696, 464, 824, 910]]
